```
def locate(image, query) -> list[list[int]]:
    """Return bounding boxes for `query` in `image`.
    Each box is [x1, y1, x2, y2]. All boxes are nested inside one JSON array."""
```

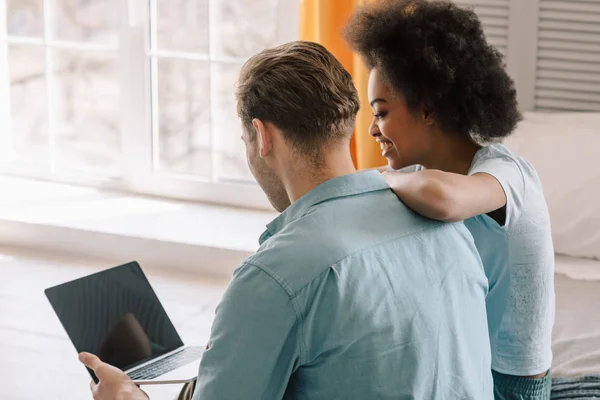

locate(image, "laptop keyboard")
[[127, 346, 203, 381]]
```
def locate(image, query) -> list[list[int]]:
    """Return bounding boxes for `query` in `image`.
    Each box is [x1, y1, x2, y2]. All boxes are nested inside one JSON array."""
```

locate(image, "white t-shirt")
[[466, 143, 555, 376], [399, 143, 555, 376]]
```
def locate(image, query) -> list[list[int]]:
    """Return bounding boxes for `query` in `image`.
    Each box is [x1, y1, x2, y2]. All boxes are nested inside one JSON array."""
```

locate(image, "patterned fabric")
[[551, 376, 600, 400]]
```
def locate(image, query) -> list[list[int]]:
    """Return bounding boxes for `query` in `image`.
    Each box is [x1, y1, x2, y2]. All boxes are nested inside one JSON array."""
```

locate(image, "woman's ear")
[[422, 109, 435, 126]]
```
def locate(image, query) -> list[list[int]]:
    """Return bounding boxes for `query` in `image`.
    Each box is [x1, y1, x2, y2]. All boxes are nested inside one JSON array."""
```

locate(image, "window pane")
[[7, 0, 44, 38], [155, 0, 209, 53], [7, 44, 49, 164], [212, 62, 252, 181], [53, 49, 120, 173], [52, 0, 120, 46], [155, 58, 210, 175], [215, 0, 280, 58]]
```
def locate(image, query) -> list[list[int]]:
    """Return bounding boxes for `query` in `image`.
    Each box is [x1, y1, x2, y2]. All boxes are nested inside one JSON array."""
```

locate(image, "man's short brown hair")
[[236, 41, 360, 160]]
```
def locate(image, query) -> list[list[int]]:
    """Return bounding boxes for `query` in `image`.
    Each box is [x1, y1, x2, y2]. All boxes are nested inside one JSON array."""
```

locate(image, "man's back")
[[195, 171, 493, 399]]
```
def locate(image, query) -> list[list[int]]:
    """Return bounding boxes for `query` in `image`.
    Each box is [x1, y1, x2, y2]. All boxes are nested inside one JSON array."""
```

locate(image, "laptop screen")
[[45, 261, 184, 372]]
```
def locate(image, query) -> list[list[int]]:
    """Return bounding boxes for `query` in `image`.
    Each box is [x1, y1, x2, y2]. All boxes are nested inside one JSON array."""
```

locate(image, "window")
[[0, 0, 299, 208], [453, 0, 510, 57], [533, 0, 600, 112], [454, 0, 600, 113]]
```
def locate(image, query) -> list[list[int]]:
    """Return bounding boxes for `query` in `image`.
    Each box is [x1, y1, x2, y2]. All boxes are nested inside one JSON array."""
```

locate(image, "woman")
[[345, 1, 555, 399]]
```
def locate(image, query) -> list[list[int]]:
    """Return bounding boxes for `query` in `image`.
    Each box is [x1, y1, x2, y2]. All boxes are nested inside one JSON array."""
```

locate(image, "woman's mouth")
[[378, 139, 395, 157]]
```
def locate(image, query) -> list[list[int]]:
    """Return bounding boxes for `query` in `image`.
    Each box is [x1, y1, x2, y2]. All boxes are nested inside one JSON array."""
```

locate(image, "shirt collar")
[[259, 170, 389, 245]]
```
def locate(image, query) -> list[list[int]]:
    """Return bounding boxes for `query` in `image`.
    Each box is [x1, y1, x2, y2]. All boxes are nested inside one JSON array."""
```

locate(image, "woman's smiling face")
[[367, 68, 433, 170]]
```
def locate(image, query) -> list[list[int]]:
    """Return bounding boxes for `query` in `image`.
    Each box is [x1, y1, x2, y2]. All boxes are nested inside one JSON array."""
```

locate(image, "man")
[[79, 41, 493, 399]]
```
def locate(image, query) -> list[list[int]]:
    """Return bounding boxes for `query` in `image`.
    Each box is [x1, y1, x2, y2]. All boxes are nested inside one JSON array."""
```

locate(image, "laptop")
[[45, 261, 203, 385]]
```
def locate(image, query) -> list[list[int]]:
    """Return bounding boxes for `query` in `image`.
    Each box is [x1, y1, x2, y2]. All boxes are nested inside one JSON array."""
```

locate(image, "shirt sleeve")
[[388, 164, 424, 172], [193, 263, 301, 400], [469, 155, 525, 228]]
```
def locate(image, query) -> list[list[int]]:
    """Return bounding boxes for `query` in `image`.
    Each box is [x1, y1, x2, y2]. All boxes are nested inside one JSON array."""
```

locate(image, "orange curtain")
[[299, 0, 386, 170]]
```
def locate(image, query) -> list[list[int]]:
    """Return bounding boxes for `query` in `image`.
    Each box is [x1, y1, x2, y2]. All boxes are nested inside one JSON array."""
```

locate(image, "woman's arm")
[[383, 169, 507, 222]]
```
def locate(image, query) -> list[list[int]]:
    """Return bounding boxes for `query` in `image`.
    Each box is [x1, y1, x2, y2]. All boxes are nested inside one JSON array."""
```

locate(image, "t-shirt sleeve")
[[469, 154, 525, 228], [193, 263, 301, 400]]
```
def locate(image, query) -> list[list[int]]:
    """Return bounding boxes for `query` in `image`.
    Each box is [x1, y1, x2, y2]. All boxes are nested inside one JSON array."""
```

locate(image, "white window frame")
[[0, 0, 300, 210]]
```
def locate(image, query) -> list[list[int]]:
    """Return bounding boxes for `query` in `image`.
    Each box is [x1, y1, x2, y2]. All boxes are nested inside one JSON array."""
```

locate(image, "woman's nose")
[[368, 118, 380, 138]]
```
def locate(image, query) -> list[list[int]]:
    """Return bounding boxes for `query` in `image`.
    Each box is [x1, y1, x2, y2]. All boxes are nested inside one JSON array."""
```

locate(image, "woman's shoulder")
[[475, 143, 518, 163], [472, 143, 537, 179]]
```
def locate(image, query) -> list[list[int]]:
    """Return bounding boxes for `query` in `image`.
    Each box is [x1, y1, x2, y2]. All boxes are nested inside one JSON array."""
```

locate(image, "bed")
[[554, 256, 600, 378], [552, 263, 600, 398], [505, 112, 600, 398]]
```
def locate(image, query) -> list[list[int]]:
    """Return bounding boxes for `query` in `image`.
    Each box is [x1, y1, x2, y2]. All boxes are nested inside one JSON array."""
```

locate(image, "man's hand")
[[79, 352, 149, 400]]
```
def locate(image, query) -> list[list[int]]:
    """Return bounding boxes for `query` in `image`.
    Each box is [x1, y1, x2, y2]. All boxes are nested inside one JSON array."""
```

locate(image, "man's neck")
[[284, 146, 356, 204], [421, 131, 481, 175]]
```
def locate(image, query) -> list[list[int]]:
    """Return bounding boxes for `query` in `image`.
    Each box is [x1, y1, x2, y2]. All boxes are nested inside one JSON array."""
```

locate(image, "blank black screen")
[[45, 262, 184, 375]]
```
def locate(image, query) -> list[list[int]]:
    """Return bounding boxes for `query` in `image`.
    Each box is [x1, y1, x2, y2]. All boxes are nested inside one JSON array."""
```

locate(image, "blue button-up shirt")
[[194, 171, 493, 399]]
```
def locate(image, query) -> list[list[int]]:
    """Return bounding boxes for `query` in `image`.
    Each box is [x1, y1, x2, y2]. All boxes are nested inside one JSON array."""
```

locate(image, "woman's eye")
[[374, 112, 387, 120]]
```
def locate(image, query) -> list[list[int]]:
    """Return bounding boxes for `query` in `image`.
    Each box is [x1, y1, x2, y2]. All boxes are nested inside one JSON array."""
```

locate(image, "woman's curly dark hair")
[[344, 0, 521, 141]]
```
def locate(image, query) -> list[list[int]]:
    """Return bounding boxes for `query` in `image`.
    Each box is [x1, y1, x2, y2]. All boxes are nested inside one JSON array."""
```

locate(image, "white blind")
[[453, 0, 510, 56], [535, 0, 600, 111]]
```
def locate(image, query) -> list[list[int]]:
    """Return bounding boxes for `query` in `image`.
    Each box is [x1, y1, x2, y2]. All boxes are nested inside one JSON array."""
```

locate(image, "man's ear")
[[252, 118, 273, 158]]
